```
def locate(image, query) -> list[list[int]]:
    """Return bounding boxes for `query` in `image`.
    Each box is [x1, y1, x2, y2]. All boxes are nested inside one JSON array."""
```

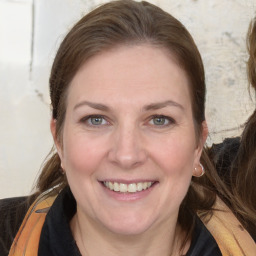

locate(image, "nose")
[[108, 124, 147, 170]]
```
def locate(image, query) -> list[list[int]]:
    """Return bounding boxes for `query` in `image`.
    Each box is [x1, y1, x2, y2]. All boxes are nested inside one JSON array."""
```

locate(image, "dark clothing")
[[0, 196, 30, 256], [208, 137, 240, 186], [186, 218, 222, 256], [1, 187, 222, 256], [38, 187, 81, 256]]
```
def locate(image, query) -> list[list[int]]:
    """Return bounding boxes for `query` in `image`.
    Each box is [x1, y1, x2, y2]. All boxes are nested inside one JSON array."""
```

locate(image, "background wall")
[[1, 0, 256, 198]]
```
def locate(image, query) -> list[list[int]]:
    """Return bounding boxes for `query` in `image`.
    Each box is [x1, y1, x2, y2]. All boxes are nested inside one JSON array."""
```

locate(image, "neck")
[[70, 213, 190, 256]]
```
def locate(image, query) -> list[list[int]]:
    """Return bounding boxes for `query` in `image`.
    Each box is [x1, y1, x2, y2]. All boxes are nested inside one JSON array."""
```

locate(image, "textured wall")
[[1, 0, 256, 198]]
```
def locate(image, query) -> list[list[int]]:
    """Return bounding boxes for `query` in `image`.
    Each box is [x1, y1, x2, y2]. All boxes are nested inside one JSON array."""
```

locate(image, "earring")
[[193, 163, 205, 177]]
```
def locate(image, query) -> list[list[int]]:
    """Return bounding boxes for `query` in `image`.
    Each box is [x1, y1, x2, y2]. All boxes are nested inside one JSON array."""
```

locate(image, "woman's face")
[[53, 44, 207, 236]]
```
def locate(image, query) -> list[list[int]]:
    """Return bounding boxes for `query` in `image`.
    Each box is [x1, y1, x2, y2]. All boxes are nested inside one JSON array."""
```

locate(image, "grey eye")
[[80, 115, 109, 127], [89, 116, 104, 125], [152, 116, 167, 125]]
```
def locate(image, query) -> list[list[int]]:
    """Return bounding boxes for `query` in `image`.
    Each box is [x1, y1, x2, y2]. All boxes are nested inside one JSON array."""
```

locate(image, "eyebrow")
[[143, 100, 184, 111], [74, 101, 110, 111], [74, 100, 184, 112]]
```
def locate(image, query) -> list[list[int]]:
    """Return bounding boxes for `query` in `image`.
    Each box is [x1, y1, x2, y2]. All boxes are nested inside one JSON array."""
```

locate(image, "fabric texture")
[[201, 197, 256, 255], [208, 137, 240, 185], [39, 187, 222, 256], [7, 194, 56, 256], [2, 186, 256, 256], [0, 196, 30, 256], [38, 187, 80, 256], [3, 187, 222, 256]]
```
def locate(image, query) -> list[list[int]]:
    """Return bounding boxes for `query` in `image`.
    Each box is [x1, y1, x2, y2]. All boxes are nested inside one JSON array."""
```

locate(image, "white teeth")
[[137, 182, 143, 191], [143, 182, 148, 190], [128, 183, 137, 192], [109, 182, 114, 190], [114, 182, 119, 192], [103, 181, 154, 193], [120, 183, 128, 192]]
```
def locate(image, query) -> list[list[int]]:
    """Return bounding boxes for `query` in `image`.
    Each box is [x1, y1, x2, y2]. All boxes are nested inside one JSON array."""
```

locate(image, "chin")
[[99, 212, 155, 236], [106, 222, 152, 236]]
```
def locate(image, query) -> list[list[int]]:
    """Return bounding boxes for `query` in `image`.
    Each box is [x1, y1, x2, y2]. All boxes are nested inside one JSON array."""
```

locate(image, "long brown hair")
[[33, 0, 232, 243], [228, 17, 256, 237], [247, 17, 256, 91], [207, 17, 256, 239]]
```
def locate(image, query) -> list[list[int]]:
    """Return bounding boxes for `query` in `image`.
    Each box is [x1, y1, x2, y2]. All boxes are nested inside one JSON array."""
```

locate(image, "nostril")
[[108, 149, 147, 169]]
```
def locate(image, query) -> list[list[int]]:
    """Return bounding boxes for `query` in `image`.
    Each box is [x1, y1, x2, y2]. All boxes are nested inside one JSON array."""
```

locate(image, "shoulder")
[[0, 196, 31, 256], [186, 217, 222, 256], [202, 197, 256, 255]]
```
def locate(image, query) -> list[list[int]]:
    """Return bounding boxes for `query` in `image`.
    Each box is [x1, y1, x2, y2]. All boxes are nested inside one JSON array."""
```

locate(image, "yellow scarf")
[[200, 197, 256, 255], [8, 195, 56, 256], [9, 195, 256, 256]]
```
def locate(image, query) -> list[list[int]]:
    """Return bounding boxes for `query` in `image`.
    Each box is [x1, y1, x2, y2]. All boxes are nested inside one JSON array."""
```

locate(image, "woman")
[[208, 17, 256, 240], [1, 1, 255, 255]]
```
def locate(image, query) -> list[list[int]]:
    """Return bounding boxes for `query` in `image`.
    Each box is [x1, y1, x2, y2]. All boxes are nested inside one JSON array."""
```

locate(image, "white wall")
[[0, 0, 255, 198]]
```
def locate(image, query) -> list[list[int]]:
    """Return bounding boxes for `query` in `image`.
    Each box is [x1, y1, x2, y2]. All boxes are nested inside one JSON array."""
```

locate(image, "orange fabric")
[[9, 194, 256, 255], [8, 195, 56, 256], [200, 197, 256, 256]]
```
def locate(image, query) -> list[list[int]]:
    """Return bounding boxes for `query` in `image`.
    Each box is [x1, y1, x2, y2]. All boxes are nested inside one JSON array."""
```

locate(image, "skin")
[[51, 44, 208, 256]]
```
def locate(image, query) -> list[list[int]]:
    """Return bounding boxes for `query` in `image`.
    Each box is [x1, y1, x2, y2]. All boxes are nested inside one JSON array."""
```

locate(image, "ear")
[[200, 120, 208, 148], [50, 118, 64, 163], [193, 120, 208, 171]]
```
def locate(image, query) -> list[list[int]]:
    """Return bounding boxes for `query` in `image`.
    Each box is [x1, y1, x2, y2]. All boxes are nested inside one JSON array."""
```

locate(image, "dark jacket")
[[0, 196, 30, 256], [0, 187, 222, 256]]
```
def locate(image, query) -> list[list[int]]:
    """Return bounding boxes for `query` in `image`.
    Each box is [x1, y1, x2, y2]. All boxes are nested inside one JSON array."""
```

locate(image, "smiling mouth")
[[103, 181, 155, 193]]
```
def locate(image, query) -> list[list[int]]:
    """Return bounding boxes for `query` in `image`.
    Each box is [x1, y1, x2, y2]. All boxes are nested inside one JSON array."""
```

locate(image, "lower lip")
[[100, 182, 158, 201]]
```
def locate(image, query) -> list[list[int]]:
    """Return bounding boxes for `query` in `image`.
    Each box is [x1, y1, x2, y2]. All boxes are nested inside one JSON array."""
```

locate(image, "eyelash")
[[79, 114, 175, 128], [80, 115, 109, 127], [148, 115, 175, 127]]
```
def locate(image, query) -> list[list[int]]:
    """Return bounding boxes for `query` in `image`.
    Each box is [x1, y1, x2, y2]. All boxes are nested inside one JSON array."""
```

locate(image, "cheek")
[[146, 135, 197, 219], [153, 133, 197, 174], [61, 132, 107, 176], [151, 133, 197, 200]]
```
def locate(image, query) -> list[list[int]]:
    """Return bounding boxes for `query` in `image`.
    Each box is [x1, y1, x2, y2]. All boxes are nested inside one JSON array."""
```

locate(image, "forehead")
[[67, 44, 191, 109]]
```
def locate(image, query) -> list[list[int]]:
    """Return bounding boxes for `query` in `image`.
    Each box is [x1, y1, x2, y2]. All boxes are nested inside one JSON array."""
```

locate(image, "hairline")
[[55, 41, 202, 144]]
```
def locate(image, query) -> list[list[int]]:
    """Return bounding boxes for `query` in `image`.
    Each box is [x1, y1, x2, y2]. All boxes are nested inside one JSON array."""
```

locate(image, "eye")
[[149, 115, 174, 126], [80, 115, 109, 126]]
